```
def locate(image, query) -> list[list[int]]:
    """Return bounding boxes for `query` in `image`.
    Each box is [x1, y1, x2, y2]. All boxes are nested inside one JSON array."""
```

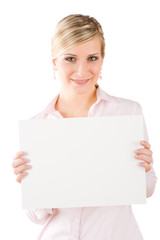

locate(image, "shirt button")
[[74, 218, 79, 223]]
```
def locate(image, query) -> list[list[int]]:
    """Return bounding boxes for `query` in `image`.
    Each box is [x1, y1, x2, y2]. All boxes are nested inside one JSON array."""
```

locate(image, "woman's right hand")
[[12, 151, 32, 183]]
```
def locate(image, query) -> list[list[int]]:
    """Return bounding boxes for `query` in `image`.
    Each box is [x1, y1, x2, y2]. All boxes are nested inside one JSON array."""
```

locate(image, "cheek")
[[57, 64, 73, 78], [92, 64, 102, 75]]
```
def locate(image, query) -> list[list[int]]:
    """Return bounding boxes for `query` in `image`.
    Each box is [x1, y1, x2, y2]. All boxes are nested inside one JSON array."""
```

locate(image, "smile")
[[71, 79, 90, 85]]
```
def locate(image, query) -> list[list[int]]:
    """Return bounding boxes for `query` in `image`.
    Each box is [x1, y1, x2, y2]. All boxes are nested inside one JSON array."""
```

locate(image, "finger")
[[16, 172, 28, 183], [13, 151, 24, 160], [12, 158, 29, 168], [135, 154, 152, 164], [135, 148, 152, 157], [138, 162, 151, 173], [140, 141, 151, 149], [14, 164, 32, 175]]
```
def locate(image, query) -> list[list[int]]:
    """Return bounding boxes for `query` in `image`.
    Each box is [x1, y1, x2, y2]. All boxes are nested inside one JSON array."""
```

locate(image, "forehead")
[[63, 37, 102, 55]]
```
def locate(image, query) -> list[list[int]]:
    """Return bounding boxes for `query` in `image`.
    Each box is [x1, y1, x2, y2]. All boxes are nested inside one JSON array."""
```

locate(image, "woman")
[[12, 14, 157, 240]]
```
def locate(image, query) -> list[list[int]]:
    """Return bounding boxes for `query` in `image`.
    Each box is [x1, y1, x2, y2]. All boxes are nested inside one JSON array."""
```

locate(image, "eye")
[[88, 56, 98, 61], [65, 57, 76, 62]]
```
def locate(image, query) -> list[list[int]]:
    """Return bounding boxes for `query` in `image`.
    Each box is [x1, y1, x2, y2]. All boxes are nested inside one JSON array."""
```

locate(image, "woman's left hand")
[[135, 140, 153, 172]]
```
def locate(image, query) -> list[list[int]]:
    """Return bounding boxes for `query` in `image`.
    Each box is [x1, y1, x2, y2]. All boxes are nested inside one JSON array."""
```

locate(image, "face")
[[52, 37, 104, 95]]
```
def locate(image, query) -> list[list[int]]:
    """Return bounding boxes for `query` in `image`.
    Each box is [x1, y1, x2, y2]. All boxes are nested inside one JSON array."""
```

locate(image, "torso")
[[54, 88, 98, 118], [57, 111, 89, 118], [55, 98, 93, 118]]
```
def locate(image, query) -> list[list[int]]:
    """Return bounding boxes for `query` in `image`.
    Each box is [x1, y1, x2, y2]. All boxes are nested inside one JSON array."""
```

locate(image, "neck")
[[55, 87, 97, 116]]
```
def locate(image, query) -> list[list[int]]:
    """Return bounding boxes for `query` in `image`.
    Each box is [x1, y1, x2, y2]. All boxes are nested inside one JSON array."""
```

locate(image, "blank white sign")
[[19, 115, 146, 209]]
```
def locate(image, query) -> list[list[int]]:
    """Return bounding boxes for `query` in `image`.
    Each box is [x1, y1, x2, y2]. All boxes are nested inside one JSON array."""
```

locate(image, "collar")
[[96, 86, 119, 103], [43, 86, 118, 115]]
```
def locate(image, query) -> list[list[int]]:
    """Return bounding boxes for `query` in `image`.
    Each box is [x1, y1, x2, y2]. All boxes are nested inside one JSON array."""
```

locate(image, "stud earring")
[[100, 71, 102, 80], [54, 71, 56, 80]]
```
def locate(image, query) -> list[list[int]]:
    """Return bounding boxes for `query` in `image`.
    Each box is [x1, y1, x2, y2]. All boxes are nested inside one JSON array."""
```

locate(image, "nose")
[[76, 61, 89, 78]]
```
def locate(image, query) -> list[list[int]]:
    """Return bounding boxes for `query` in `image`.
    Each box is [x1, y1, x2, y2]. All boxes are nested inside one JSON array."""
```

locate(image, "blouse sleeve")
[[133, 102, 157, 198], [25, 208, 59, 225]]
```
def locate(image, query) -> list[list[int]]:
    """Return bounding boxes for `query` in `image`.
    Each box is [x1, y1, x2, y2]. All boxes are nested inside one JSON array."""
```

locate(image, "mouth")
[[71, 79, 90, 85]]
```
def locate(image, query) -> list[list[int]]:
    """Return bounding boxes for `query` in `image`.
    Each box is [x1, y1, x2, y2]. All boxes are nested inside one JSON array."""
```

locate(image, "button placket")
[[88, 99, 101, 117], [70, 208, 82, 240], [72, 219, 80, 240]]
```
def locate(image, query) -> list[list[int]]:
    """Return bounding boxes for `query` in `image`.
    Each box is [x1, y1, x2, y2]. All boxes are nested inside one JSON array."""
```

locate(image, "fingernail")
[[23, 172, 28, 176], [138, 162, 144, 166], [26, 165, 32, 169], [24, 159, 29, 163], [19, 151, 24, 155]]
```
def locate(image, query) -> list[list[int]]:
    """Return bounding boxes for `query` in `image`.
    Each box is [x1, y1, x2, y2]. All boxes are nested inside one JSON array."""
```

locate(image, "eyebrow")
[[63, 53, 101, 56]]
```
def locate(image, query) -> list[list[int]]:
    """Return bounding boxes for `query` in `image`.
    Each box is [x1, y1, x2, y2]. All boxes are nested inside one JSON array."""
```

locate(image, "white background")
[[0, 0, 159, 239]]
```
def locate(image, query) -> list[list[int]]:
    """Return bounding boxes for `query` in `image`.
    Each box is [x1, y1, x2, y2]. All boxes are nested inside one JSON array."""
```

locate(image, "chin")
[[71, 85, 96, 95]]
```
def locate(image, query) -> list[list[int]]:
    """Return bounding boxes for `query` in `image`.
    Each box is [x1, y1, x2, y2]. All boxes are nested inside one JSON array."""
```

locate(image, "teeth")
[[74, 80, 88, 82]]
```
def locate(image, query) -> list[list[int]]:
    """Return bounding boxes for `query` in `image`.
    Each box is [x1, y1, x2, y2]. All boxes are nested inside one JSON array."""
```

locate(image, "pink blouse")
[[26, 87, 157, 240]]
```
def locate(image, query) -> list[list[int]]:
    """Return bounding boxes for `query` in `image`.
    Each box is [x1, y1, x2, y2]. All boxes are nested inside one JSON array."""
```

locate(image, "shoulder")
[[29, 93, 60, 120], [99, 88, 142, 115], [112, 95, 142, 114], [29, 111, 48, 120]]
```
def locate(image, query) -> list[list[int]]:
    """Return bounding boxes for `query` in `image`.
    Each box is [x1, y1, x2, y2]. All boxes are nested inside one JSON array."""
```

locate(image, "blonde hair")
[[51, 14, 105, 60]]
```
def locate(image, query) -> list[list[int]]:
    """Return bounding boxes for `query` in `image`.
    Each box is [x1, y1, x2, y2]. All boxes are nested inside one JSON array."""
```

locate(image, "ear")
[[52, 59, 57, 71], [101, 57, 104, 66], [100, 58, 104, 72]]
